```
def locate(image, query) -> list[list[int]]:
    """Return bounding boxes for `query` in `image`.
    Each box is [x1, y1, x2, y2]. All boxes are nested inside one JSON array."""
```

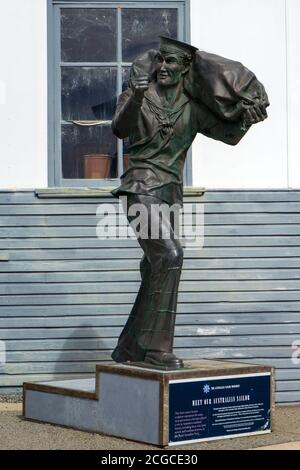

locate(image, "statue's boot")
[[144, 351, 184, 369]]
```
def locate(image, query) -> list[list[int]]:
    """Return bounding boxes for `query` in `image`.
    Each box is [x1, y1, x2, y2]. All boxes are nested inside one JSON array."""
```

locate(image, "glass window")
[[61, 67, 117, 121], [62, 125, 117, 179], [52, 2, 184, 185], [122, 67, 131, 92], [122, 9, 178, 62], [61, 9, 117, 62]]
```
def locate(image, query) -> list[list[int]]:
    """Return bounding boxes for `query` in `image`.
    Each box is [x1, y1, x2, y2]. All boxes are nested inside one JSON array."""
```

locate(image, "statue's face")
[[156, 52, 188, 87]]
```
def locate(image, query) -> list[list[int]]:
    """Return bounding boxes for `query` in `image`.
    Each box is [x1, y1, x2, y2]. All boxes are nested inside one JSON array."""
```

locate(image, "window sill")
[[184, 186, 206, 197], [35, 187, 206, 199], [35, 187, 117, 199]]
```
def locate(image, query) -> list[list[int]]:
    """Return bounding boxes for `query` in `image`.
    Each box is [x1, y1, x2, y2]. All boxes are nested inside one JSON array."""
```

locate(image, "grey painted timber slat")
[[2, 201, 300, 215], [1, 324, 300, 340], [2, 235, 300, 249], [3, 225, 300, 237], [0, 357, 298, 375], [0, 373, 94, 387], [202, 190, 300, 202], [0, 269, 300, 283], [2, 279, 300, 295], [1, 189, 300, 402], [6, 246, 300, 261], [0, 346, 292, 359], [2, 312, 300, 327], [0, 388, 22, 393], [1, 213, 300, 226], [4, 334, 300, 350], [1, 369, 299, 387], [1, 370, 299, 388], [3, 258, 300, 272], [3, 347, 294, 362], [276, 381, 300, 391], [0, 239, 139, 249], [275, 392, 300, 403], [2, 362, 102, 374], [1, 302, 300, 316], [203, 202, 300, 213], [1, 290, 300, 305], [175, 355, 298, 368], [273, 370, 300, 380]]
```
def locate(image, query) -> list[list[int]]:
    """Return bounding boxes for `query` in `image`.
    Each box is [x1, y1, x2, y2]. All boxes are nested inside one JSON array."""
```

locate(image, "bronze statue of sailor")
[[110, 36, 269, 369]]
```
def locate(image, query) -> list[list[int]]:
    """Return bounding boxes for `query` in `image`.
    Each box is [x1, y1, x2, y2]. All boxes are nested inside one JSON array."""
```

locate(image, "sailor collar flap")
[[143, 83, 190, 137]]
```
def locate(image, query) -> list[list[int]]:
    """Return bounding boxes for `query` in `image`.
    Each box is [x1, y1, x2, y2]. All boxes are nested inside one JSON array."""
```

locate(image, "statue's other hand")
[[131, 75, 149, 102], [243, 101, 268, 126]]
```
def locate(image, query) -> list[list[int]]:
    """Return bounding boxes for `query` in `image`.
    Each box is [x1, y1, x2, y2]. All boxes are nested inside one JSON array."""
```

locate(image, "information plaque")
[[24, 361, 274, 446], [169, 373, 271, 445]]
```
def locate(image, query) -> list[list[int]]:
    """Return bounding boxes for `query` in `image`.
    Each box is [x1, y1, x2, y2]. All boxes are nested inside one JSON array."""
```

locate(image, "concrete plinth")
[[23, 360, 274, 446]]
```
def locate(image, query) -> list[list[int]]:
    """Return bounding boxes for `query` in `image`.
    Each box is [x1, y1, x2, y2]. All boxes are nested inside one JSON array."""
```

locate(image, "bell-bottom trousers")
[[111, 193, 183, 362]]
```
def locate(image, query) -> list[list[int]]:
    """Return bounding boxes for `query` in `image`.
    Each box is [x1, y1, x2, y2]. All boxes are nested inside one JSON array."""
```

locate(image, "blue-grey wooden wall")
[[0, 189, 299, 403]]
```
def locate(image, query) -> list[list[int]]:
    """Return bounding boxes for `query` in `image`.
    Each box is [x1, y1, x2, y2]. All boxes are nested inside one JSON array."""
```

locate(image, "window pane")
[[61, 9, 117, 62], [122, 9, 178, 62], [122, 67, 131, 92], [121, 69, 131, 176], [122, 138, 131, 175], [62, 125, 117, 179], [61, 67, 117, 121]]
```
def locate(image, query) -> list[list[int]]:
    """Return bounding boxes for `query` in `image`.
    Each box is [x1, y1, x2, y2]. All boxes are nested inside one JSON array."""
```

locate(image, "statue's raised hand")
[[131, 75, 149, 102], [243, 100, 268, 126]]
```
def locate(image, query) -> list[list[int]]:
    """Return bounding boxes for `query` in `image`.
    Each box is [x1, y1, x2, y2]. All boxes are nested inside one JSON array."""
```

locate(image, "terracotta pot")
[[123, 153, 130, 172], [81, 154, 111, 179]]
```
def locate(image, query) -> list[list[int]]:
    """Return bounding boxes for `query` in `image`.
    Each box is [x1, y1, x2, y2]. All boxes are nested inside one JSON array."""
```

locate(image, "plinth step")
[[23, 360, 274, 446]]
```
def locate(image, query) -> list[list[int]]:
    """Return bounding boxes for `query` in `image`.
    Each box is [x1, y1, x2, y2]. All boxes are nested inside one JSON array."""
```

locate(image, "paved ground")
[[0, 393, 22, 404], [252, 441, 300, 450], [0, 404, 300, 450]]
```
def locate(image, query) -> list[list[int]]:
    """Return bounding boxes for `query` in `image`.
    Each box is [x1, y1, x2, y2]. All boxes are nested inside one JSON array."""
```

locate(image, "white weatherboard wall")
[[190, 0, 289, 189], [0, 0, 48, 188], [0, 0, 299, 189], [286, 0, 300, 188]]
